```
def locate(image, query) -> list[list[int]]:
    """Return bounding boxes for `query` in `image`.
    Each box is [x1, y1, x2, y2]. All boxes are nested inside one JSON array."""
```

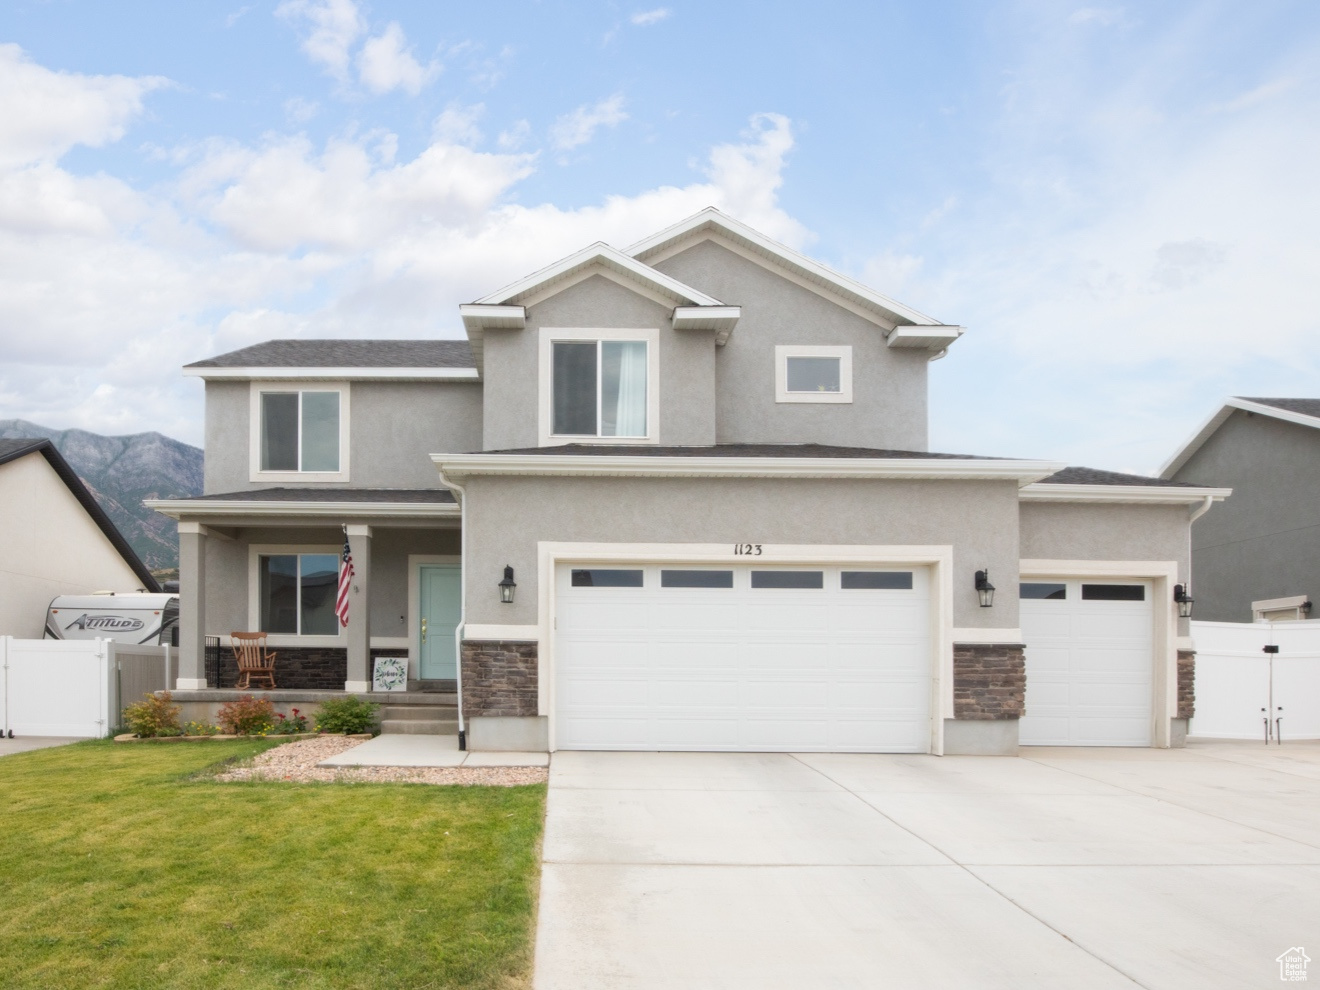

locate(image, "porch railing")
[[204, 636, 221, 688]]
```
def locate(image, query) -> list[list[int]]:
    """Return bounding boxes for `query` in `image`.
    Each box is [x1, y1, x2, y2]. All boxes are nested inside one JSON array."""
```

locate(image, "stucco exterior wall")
[[651, 239, 930, 451], [461, 475, 1021, 628], [480, 272, 716, 450], [0, 452, 148, 637], [1171, 410, 1320, 621], [200, 525, 459, 640], [203, 380, 483, 493], [1018, 502, 1190, 576]]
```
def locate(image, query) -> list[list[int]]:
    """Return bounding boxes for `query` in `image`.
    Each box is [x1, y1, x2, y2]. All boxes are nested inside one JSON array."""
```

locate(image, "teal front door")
[[419, 565, 461, 680]]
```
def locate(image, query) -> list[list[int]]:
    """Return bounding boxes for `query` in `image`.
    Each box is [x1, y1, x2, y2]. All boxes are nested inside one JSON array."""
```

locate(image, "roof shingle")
[[186, 339, 475, 369]]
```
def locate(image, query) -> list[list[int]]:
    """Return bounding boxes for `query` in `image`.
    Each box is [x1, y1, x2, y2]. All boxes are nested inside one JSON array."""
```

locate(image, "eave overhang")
[[145, 499, 461, 520], [432, 452, 1065, 486], [1019, 483, 1232, 505], [886, 325, 965, 351], [182, 367, 479, 382], [1160, 397, 1320, 478]]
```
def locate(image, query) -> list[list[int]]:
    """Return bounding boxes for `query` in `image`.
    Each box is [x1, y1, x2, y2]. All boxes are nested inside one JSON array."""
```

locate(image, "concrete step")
[[370, 692, 458, 706], [381, 718, 458, 735], [381, 705, 456, 720], [407, 679, 457, 694]]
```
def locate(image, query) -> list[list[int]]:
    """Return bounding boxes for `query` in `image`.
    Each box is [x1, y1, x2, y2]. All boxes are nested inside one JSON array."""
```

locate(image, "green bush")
[[123, 692, 182, 738], [182, 720, 219, 736], [315, 696, 380, 735], [216, 695, 276, 736]]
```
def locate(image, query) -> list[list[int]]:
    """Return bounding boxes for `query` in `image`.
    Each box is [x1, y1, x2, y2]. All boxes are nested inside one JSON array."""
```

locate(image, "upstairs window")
[[552, 339, 649, 438], [775, 345, 853, 404], [257, 389, 342, 473]]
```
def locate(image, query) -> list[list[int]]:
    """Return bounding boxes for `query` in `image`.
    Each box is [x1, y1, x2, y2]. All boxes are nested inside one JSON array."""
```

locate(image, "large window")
[[258, 553, 340, 635], [775, 345, 853, 404], [260, 390, 341, 472], [552, 339, 649, 438]]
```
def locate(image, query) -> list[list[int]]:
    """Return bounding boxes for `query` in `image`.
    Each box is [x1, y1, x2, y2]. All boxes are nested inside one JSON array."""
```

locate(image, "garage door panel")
[[1021, 579, 1153, 747], [555, 561, 933, 752]]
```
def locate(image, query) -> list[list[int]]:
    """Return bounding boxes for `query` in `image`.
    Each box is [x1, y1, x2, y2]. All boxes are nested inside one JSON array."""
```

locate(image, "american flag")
[[336, 537, 355, 628]]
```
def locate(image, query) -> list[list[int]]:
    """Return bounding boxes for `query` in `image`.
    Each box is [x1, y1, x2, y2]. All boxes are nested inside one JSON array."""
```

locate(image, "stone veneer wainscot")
[[952, 642, 1026, 720], [460, 640, 538, 717]]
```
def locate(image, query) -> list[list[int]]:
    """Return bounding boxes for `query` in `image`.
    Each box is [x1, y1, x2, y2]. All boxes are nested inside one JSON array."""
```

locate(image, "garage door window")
[[1021, 582, 1067, 599], [661, 570, 734, 588], [751, 570, 824, 589], [1081, 584, 1145, 601], [570, 568, 644, 587], [841, 571, 913, 590]]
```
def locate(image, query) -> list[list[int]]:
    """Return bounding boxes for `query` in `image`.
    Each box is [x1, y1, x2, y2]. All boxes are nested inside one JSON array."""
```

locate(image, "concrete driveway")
[[534, 741, 1320, 989]]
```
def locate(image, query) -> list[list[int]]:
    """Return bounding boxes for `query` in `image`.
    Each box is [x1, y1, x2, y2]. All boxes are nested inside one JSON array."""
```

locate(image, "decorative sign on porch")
[[372, 656, 408, 692]]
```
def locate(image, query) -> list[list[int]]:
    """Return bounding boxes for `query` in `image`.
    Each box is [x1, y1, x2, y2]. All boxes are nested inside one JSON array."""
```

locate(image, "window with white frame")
[[543, 330, 656, 441], [257, 552, 341, 635], [775, 345, 853, 404], [260, 390, 341, 471]]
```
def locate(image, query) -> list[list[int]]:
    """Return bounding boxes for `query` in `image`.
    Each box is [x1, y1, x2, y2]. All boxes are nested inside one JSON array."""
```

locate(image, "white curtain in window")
[[605, 341, 647, 436]]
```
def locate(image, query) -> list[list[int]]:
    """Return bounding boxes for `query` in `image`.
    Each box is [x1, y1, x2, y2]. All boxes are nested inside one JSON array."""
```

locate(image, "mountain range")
[[0, 419, 202, 572]]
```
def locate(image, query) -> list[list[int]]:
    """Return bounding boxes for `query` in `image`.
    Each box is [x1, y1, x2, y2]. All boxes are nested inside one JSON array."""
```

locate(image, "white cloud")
[[276, 0, 365, 81], [1218, 77, 1297, 113], [631, 8, 672, 26], [0, 44, 168, 168], [283, 96, 320, 124], [225, 6, 254, 28], [550, 94, 628, 151], [1069, 7, 1127, 26], [357, 21, 441, 95], [432, 103, 485, 147], [497, 119, 531, 150]]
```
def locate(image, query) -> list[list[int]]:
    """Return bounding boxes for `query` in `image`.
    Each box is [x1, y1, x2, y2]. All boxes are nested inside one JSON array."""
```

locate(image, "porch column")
[[344, 524, 372, 693], [176, 522, 208, 689]]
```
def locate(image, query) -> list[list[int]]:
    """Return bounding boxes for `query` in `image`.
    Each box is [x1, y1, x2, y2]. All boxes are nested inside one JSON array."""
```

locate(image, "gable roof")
[[1160, 397, 1320, 478], [0, 439, 160, 591], [1020, 464, 1230, 506], [627, 208, 960, 344], [183, 339, 478, 381]]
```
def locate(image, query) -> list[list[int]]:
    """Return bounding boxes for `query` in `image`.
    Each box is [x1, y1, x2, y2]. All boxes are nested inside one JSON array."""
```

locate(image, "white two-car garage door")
[[1019, 579, 1154, 746], [554, 563, 932, 752]]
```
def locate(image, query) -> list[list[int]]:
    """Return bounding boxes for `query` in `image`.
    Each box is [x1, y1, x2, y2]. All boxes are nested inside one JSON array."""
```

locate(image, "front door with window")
[[419, 565, 461, 681]]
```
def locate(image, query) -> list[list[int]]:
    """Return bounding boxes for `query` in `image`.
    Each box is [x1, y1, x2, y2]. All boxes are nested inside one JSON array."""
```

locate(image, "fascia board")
[[183, 367, 479, 381], [144, 499, 460, 520], [886, 326, 965, 349], [458, 304, 526, 329], [432, 453, 1066, 485], [1019, 483, 1232, 505], [672, 305, 740, 344], [1159, 397, 1320, 479], [626, 208, 938, 327], [474, 242, 723, 308]]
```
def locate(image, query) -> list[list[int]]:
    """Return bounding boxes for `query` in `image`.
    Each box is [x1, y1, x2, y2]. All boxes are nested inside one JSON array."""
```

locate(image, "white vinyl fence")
[[1190, 620, 1320, 741], [0, 638, 171, 738]]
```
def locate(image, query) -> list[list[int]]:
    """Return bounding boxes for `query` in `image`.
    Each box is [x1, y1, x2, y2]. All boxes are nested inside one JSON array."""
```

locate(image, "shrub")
[[123, 692, 182, 738], [270, 708, 310, 735], [183, 720, 219, 736], [216, 695, 276, 736], [315, 696, 380, 735]]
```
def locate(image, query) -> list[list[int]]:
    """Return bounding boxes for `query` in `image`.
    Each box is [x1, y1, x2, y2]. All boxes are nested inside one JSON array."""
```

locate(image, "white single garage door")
[[554, 563, 932, 752], [1019, 579, 1153, 746]]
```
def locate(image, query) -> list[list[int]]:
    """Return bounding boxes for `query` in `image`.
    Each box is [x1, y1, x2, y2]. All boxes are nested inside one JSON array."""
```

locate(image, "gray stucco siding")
[[1018, 502, 1190, 577], [481, 273, 715, 450], [200, 525, 458, 640], [1172, 410, 1320, 620], [651, 239, 929, 451], [461, 475, 1021, 627], [203, 380, 482, 493]]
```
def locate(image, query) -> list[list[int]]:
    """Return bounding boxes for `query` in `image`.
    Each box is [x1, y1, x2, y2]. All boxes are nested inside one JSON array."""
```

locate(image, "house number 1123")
[[733, 544, 763, 555]]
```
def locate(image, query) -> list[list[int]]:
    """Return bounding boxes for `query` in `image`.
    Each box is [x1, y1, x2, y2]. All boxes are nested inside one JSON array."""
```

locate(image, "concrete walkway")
[[535, 741, 1320, 989], [0, 736, 84, 757], [317, 734, 548, 768]]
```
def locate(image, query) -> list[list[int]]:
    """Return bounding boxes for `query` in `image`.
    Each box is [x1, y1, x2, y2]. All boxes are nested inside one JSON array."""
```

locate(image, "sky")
[[0, 0, 1316, 473]]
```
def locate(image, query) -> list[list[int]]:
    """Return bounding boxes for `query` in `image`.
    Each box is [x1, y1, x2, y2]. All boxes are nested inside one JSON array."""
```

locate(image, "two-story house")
[[149, 208, 1229, 754]]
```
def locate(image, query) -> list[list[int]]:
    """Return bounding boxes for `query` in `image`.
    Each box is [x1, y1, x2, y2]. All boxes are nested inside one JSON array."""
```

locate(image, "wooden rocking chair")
[[230, 632, 277, 690]]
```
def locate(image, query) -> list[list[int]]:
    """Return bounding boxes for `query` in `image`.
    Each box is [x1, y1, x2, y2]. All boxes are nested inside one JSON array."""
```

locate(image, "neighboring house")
[[0, 438, 160, 637], [1161, 397, 1320, 623], [148, 208, 1229, 755]]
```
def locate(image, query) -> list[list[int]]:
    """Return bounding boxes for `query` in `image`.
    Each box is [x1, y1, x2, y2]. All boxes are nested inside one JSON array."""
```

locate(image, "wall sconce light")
[[1173, 584, 1194, 619], [498, 565, 516, 605], [1302, 600, 1313, 617], [974, 569, 995, 608]]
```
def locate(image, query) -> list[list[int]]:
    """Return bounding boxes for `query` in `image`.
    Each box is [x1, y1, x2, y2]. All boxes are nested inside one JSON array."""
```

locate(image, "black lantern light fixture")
[[1302, 600, 1314, 617], [974, 569, 995, 608], [1173, 584, 1194, 619], [498, 565, 516, 605]]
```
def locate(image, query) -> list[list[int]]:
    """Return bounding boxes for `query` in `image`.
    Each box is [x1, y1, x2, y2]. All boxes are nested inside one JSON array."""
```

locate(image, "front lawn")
[[0, 740, 546, 990]]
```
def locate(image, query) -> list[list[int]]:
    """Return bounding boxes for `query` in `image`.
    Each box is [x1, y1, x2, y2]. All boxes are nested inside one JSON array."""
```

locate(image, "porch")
[[169, 687, 458, 735]]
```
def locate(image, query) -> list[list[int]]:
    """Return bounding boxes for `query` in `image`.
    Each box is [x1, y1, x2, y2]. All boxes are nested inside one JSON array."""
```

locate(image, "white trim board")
[[535, 541, 955, 756], [464, 624, 540, 642], [146, 499, 460, 521], [536, 327, 661, 447], [247, 380, 351, 485], [185, 367, 478, 381], [1160, 397, 1320, 478], [775, 345, 853, 404], [1020, 483, 1231, 506]]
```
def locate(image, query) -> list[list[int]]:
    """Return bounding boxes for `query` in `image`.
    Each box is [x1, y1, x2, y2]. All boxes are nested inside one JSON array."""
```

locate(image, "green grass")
[[0, 740, 546, 990]]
